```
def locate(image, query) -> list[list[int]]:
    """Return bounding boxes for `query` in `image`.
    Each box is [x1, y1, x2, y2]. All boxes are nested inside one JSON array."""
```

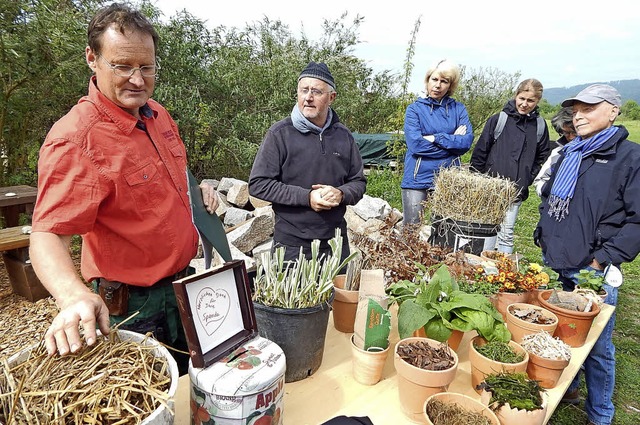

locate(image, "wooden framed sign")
[[173, 260, 258, 368]]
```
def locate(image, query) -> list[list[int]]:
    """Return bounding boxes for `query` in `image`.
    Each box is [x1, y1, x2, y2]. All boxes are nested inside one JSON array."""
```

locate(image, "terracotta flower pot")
[[424, 392, 500, 425], [394, 337, 459, 422], [332, 274, 359, 333], [526, 351, 570, 389], [350, 335, 390, 386], [411, 328, 464, 352], [491, 291, 533, 321], [537, 289, 601, 348], [480, 389, 548, 425], [505, 302, 558, 344], [468, 336, 529, 394]]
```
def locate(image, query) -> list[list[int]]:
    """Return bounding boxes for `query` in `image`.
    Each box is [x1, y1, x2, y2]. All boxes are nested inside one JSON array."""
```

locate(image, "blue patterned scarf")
[[291, 104, 333, 134], [547, 126, 618, 221]]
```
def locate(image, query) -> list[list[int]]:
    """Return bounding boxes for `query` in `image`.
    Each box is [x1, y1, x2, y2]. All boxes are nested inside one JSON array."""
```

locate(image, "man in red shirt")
[[29, 3, 217, 372]]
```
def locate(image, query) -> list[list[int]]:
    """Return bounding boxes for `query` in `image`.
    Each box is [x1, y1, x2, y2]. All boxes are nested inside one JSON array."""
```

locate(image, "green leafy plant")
[[388, 264, 511, 342], [576, 269, 605, 294], [477, 372, 545, 412], [253, 229, 356, 309], [475, 341, 525, 363]]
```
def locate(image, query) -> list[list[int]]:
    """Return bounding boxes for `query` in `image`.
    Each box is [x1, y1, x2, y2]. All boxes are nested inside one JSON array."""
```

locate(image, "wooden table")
[[0, 185, 37, 227], [175, 304, 615, 424]]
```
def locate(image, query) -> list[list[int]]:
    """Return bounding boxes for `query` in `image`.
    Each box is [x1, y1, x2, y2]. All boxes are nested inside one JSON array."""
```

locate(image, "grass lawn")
[[366, 119, 640, 424]]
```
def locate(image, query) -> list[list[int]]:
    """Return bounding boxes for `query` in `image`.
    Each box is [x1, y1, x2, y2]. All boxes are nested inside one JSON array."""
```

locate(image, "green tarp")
[[352, 133, 401, 167]]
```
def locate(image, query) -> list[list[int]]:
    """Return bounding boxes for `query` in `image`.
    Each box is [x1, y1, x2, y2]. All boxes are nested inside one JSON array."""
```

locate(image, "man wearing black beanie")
[[249, 62, 366, 262]]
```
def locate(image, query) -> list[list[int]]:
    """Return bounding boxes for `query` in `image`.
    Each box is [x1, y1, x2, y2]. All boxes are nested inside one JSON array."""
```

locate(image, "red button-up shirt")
[[32, 78, 198, 286]]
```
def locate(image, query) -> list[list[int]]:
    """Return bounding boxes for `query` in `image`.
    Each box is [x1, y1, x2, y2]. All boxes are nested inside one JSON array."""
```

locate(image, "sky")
[[153, 0, 639, 96]]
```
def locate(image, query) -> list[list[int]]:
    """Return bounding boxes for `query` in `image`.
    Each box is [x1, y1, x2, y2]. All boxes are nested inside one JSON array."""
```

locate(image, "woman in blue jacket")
[[401, 59, 473, 225]]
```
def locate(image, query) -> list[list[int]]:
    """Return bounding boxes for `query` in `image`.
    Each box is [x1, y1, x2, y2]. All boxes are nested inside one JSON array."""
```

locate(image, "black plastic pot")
[[253, 289, 334, 382], [429, 215, 499, 255]]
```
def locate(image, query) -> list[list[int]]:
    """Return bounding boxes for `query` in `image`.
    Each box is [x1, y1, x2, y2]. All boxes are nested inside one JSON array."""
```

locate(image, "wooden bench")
[[0, 226, 30, 251]]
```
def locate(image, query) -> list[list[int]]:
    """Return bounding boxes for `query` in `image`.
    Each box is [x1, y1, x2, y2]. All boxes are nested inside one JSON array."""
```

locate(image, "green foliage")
[[475, 341, 525, 364], [389, 264, 510, 342], [479, 372, 544, 411], [456, 66, 521, 138], [253, 230, 356, 309], [576, 269, 605, 293], [0, 0, 104, 186], [621, 100, 640, 120], [363, 167, 402, 210], [386, 16, 422, 166]]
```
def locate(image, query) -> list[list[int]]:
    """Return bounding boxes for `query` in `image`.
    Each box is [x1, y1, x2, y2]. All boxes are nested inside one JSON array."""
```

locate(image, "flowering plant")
[[474, 256, 549, 294]]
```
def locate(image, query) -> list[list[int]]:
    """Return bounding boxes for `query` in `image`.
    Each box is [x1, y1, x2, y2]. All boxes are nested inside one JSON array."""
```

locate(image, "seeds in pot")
[[397, 340, 455, 370]]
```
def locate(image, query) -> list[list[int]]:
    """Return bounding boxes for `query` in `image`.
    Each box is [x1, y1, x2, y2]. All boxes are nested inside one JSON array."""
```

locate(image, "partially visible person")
[[471, 78, 551, 253], [29, 3, 218, 373], [535, 84, 640, 425], [248, 62, 366, 263], [401, 59, 473, 225], [533, 106, 577, 196]]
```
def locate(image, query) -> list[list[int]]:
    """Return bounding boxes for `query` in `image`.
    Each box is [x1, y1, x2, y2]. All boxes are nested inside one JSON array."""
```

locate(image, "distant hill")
[[544, 79, 640, 106]]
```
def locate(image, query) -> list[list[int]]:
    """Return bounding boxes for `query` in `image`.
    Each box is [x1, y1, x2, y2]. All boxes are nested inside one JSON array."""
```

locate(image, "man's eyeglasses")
[[97, 54, 159, 78], [298, 87, 332, 97]]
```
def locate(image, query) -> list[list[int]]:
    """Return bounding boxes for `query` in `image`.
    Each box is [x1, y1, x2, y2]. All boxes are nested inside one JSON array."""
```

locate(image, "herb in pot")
[[477, 372, 545, 411], [475, 341, 525, 364]]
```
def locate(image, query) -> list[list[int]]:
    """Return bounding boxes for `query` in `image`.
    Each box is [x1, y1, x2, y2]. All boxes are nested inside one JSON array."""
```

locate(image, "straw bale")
[[428, 165, 518, 225]]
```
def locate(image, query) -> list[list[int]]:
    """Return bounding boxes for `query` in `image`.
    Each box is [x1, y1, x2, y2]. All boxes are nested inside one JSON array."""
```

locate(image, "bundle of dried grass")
[[428, 166, 518, 225], [0, 331, 172, 424]]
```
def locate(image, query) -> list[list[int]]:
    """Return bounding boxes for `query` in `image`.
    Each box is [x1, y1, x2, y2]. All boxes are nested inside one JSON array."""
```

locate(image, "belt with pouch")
[[98, 267, 190, 316]]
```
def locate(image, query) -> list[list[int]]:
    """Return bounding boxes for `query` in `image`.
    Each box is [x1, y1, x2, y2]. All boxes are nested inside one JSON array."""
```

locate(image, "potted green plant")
[[469, 337, 529, 393], [478, 372, 548, 425], [252, 229, 355, 382], [575, 268, 607, 304], [387, 263, 511, 351]]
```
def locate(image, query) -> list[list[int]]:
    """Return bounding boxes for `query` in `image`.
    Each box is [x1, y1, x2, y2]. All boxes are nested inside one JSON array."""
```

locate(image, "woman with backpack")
[[471, 78, 551, 253], [401, 59, 473, 225]]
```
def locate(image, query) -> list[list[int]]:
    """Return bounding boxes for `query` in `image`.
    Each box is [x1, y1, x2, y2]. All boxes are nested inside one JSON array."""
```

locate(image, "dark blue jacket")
[[248, 110, 366, 244], [401, 96, 473, 190], [471, 100, 551, 202], [535, 125, 640, 269]]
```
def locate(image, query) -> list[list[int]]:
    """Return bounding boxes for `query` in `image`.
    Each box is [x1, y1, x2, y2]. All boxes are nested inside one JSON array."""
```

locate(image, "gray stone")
[[224, 207, 253, 227], [226, 215, 273, 254]]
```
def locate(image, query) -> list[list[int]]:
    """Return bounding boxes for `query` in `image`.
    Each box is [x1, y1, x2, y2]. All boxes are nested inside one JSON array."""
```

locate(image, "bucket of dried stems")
[[0, 329, 178, 424], [427, 166, 518, 254]]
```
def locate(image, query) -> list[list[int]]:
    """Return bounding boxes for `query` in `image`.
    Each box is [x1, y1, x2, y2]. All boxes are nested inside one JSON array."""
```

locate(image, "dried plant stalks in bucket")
[[0, 331, 172, 424], [428, 166, 518, 225]]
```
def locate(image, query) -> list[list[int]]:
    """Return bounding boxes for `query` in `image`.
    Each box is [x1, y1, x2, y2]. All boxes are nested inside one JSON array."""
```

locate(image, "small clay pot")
[[537, 289, 601, 348], [424, 392, 500, 425], [394, 337, 459, 422], [332, 275, 359, 333], [350, 335, 390, 386], [468, 336, 529, 394], [491, 291, 534, 321], [505, 302, 558, 344], [526, 351, 570, 389], [480, 389, 548, 425]]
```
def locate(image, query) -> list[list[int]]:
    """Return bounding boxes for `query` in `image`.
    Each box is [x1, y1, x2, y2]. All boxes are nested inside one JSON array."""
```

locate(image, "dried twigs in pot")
[[0, 331, 171, 424]]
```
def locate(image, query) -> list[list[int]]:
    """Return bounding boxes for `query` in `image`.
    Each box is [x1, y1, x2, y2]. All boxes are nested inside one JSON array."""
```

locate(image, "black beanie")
[[298, 62, 336, 90]]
